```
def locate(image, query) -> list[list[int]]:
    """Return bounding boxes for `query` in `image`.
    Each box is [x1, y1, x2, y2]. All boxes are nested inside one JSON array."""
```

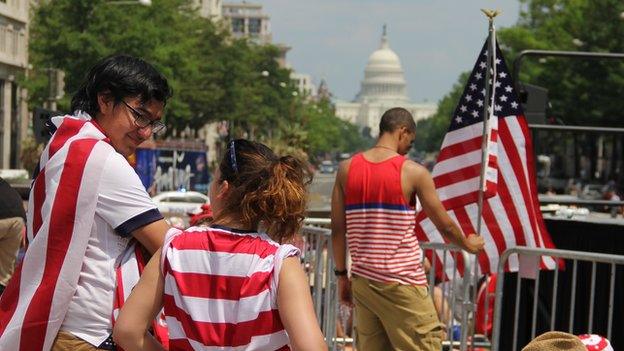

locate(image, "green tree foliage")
[[28, 0, 365, 160], [414, 73, 469, 152], [497, 0, 624, 126], [299, 98, 371, 161], [28, 0, 293, 133], [415, 0, 624, 152]]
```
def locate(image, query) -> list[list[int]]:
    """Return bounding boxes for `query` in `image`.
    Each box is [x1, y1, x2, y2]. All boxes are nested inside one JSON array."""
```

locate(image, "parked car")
[[319, 160, 336, 174], [152, 190, 209, 215]]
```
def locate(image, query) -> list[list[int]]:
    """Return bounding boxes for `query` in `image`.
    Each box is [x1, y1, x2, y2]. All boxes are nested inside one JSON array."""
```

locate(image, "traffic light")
[[33, 107, 59, 144]]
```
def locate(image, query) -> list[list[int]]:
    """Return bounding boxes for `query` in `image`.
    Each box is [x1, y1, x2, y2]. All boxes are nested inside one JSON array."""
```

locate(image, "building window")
[[231, 18, 244, 34], [248, 18, 261, 34]]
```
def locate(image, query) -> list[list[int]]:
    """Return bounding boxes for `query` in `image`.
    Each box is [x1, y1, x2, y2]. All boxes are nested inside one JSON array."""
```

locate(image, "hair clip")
[[229, 140, 239, 174]]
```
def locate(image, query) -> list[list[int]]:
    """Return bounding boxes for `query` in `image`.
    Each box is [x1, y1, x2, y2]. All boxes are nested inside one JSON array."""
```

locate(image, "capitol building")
[[335, 27, 437, 137]]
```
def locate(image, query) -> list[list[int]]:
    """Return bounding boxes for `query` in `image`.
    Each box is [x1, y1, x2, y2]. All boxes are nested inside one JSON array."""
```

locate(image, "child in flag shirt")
[[113, 139, 327, 351]]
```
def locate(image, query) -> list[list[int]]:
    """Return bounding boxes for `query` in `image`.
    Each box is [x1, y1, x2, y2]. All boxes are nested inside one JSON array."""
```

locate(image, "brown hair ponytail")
[[216, 140, 312, 242]]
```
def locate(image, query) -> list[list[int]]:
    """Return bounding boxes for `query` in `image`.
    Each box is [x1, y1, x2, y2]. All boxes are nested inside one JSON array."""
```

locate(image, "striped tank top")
[[160, 225, 299, 350], [345, 153, 427, 286]]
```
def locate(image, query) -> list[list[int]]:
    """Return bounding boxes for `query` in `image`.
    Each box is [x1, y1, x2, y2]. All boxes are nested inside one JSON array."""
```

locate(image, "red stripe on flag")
[[168, 339, 195, 351], [497, 174, 527, 247], [20, 139, 98, 351], [440, 180, 496, 210], [0, 261, 23, 337], [453, 207, 489, 274], [31, 170, 46, 239], [434, 164, 481, 188], [481, 201, 509, 271], [48, 118, 87, 158], [166, 269, 271, 300], [498, 120, 542, 250], [437, 136, 482, 162]]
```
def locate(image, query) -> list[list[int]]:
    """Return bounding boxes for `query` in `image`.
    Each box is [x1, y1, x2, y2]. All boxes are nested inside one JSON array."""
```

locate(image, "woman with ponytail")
[[113, 140, 327, 351]]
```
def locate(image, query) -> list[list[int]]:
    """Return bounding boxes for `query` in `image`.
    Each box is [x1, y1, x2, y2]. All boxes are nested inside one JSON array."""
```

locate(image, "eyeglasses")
[[122, 100, 167, 135]]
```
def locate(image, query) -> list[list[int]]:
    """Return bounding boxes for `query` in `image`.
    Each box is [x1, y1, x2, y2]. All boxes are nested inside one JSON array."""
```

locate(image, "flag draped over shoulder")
[[113, 243, 169, 350], [415, 39, 557, 276], [0, 115, 113, 350]]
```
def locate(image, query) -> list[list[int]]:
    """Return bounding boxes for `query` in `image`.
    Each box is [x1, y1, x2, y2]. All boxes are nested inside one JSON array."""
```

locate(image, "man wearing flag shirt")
[[331, 107, 484, 350], [0, 55, 172, 350]]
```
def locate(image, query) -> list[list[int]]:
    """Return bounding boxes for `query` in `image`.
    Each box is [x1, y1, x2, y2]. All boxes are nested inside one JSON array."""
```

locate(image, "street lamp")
[[108, 0, 151, 5]]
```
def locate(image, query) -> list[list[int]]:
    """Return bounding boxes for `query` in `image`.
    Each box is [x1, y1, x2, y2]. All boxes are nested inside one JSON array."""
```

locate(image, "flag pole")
[[476, 9, 500, 236], [464, 9, 500, 350]]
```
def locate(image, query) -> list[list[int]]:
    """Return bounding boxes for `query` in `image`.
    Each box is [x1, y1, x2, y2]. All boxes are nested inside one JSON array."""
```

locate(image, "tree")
[[27, 0, 365, 164], [27, 0, 297, 134], [497, 0, 624, 127], [413, 72, 469, 153]]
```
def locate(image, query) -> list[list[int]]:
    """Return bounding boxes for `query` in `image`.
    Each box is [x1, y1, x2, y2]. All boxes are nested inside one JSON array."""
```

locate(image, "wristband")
[[334, 269, 348, 276]]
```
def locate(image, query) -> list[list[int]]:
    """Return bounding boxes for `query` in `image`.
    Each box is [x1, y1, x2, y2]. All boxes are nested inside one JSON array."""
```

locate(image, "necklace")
[[373, 145, 396, 152]]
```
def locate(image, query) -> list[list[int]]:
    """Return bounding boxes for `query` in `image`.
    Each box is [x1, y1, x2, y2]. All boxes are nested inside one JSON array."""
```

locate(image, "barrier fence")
[[491, 247, 624, 351], [300, 220, 624, 350], [299, 220, 487, 351]]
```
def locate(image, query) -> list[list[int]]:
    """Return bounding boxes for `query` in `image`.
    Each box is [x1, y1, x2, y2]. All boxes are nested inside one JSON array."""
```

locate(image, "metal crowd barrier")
[[299, 221, 344, 350], [491, 247, 624, 351], [420, 242, 493, 351], [300, 219, 488, 351]]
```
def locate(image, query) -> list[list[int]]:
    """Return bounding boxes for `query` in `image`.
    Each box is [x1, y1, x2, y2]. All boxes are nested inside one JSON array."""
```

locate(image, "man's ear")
[[97, 91, 114, 116]]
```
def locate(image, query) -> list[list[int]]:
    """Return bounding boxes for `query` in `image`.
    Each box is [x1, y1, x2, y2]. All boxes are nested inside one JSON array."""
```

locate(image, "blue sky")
[[260, 0, 522, 103]]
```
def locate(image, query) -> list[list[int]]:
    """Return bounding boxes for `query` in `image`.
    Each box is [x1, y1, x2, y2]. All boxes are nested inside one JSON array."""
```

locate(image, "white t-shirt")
[[60, 151, 162, 347]]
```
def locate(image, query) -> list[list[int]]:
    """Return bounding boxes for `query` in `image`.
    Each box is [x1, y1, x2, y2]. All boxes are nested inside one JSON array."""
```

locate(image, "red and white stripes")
[[161, 226, 298, 350], [0, 116, 112, 350]]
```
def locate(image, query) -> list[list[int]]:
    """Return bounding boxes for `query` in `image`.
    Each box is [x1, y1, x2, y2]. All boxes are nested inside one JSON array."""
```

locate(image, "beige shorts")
[[51, 331, 101, 351], [352, 275, 445, 351], [0, 217, 24, 286]]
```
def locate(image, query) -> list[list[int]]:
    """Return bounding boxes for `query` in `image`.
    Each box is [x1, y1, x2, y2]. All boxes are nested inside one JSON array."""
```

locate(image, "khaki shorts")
[[51, 331, 101, 351], [0, 217, 24, 287], [352, 275, 445, 351]]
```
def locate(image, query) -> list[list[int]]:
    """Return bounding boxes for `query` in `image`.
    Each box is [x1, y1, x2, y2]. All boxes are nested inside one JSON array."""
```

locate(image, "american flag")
[[0, 115, 113, 350], [415, 39, 557, 276]]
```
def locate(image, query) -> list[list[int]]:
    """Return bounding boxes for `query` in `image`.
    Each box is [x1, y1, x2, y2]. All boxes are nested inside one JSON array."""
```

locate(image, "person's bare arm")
[[113, 250, 166, 351], [331, 160, 352, 305], [132, 219, 169, 254], [277, 257, 328, 351], [409, 162, 484, 254]]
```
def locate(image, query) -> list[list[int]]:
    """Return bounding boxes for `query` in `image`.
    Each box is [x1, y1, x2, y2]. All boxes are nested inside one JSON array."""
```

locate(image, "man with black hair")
[[0, 177, 25, 296], [0, 55, 172, 350], [331, 107, 484, 350]]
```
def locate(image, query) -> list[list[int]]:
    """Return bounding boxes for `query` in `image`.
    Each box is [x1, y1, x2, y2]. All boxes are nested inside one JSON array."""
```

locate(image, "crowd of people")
[[0, 54, 615, 351]]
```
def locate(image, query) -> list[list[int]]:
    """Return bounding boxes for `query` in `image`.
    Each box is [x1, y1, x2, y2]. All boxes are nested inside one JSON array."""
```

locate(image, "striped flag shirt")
[[0, 115, 113, 350], [345, 154, 427, 286], [160, 225, 299, 350], [415, 39, 556, 277]]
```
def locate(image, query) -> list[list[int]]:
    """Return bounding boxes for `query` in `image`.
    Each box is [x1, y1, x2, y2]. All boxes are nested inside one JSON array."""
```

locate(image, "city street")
[[308, 171, 335, 213]]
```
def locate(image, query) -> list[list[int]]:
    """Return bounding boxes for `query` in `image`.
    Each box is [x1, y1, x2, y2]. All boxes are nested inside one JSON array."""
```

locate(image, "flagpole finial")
[[481, 9, 501, 21]]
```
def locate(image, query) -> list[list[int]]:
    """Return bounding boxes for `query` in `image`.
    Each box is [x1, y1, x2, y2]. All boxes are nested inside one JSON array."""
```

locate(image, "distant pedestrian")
[[331, 107, 484, 350], [0, 177, 25, 296]]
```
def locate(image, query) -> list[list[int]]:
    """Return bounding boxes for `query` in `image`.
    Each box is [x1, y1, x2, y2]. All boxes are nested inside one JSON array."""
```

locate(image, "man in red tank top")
[[331, 107, 484, 350]]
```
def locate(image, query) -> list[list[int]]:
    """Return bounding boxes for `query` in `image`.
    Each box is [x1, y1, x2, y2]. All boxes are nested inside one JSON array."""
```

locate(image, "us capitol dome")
[[335, 26, 437, 137]]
